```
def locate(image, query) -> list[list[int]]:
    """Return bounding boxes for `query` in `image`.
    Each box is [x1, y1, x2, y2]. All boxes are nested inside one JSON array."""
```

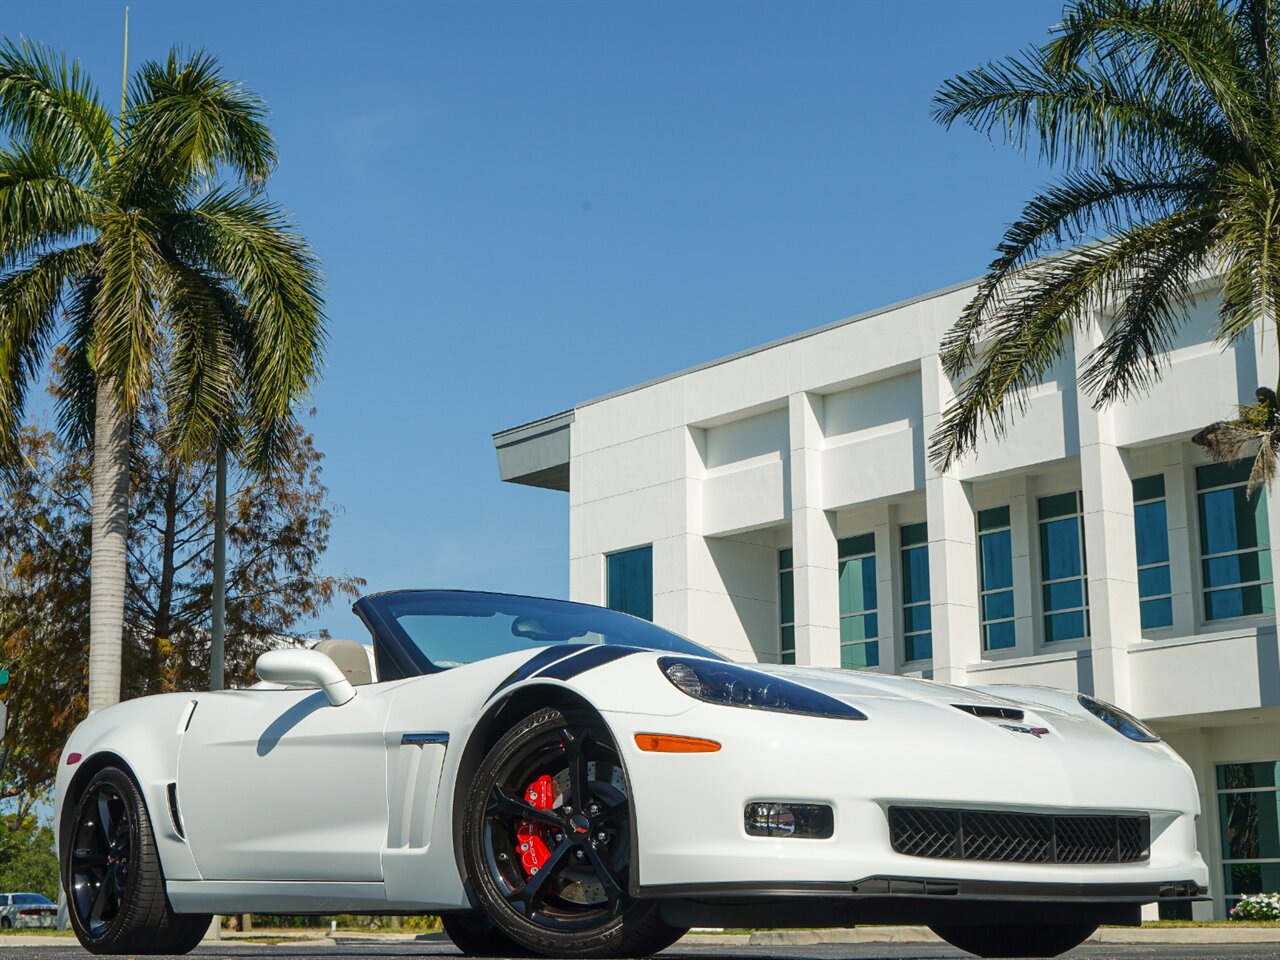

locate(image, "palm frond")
[[1248, 432, 1276, 496], [0, 144, 98, 268], [1077, 208, 1217, 404], [940, 168, 1210, 377], [168, 188, 324, 467], [932, 44, 1239, 170], [0, 37, 112, 175], [1215, 163, 1280, 343], [55, 271, 99, 449], [155, 258, 241, 460], [125, 48, 276, 192], [92, 211, 162, 412], [0, 244, 94, 461], [1047, 0, 1265, 166], [931, 214, 1215, 472]]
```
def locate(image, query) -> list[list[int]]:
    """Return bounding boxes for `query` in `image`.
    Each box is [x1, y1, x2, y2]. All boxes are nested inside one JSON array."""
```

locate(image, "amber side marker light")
[[634, 733, 721, 753]]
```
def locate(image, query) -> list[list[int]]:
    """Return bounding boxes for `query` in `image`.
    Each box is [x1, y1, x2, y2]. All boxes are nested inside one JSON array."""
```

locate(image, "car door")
[[176, 682, 394, 882]]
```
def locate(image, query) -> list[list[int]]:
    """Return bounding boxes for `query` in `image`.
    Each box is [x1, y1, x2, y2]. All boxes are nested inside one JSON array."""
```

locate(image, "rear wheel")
[[928, 922, 1098, 958], [462, 707, 686, 957], [64, 765, 211, 955]]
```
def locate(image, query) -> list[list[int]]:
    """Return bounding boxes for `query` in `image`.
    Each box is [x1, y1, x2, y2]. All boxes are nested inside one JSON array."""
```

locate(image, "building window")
[[1133, 474, 1173, 630], [1197, 460, 1274, 621], [900, 522, 932, 662], [606, 545, 653, 621], [1216, 760, 1280, 912], [838, 533, 878, 669], [1039, 491, 1088, 642], [778, 548, 795, 665], [978, 506, 1015, 651]]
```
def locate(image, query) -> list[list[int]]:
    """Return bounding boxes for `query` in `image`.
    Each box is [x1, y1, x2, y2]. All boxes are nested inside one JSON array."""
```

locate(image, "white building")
[[493, 275, 1280, 919]]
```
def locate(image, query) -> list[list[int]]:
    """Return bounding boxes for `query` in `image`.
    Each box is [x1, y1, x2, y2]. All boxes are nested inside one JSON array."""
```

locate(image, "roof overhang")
[[491, 409, 573, 491]]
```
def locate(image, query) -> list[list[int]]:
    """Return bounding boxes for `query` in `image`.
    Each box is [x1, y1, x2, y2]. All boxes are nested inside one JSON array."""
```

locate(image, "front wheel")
[[461, 707, 686, 958], [929, 922, 1098, 958], [63, 765, 211, 955]]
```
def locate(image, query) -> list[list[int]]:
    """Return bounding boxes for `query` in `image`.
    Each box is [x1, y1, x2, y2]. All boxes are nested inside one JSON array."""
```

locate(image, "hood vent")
[[953, 703, 1024, 721]]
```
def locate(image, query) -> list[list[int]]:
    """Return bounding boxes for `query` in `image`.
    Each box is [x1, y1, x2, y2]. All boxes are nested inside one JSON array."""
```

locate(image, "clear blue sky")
[[4, 0, 1067, 642]]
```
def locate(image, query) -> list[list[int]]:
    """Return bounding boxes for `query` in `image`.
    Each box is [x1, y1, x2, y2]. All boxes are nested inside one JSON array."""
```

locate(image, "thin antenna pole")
[[119, 7, 129, 132]]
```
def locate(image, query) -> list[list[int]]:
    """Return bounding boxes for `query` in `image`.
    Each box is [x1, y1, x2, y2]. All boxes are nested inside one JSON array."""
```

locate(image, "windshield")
[[356, 590, 723, 671]]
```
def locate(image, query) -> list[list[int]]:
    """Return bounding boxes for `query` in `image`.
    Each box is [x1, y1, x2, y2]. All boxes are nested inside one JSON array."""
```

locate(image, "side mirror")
[[255, 649, 356, 707]]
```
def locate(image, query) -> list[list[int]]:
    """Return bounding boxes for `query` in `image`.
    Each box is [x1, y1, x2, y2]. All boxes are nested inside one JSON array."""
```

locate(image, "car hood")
[[745, 662, 1055, 712]]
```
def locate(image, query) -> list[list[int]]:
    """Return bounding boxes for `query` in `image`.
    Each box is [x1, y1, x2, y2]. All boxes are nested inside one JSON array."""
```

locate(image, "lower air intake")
[[888, 806, 1149, 864]]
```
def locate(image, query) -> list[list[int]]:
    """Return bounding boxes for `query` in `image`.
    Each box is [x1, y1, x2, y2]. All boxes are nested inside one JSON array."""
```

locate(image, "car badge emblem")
[[1000, 723, 1050, 738]]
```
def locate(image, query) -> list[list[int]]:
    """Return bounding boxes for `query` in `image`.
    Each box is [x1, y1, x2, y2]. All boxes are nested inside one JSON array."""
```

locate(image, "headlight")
[[1078, 694, 1159, 742], [658, 657, 866, 720]]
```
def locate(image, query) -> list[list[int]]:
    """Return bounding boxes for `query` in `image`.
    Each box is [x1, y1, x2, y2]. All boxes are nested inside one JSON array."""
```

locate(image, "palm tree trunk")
[[88, 378, 130, 713]]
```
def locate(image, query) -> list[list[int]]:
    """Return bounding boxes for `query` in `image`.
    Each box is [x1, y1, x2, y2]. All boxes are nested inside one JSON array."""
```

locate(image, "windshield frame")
[[352, 589, 725, 680]]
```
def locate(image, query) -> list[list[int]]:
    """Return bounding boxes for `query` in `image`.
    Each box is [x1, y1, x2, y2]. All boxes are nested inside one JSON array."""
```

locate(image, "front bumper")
[[606, 699, 1210, 899], [646, 876, 1208, 929]]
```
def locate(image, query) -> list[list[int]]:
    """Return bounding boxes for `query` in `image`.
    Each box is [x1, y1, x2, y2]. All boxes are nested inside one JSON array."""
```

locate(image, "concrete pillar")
[[1076, 320, 1138, 706], [1162, 445, 1197, 637], [653, 426, 706, 636], [789, 392, 840, 667], [1007, 474, 1036, 656], [924, 473, 981, 684], [872, 503, 898, 674], [921, 355, 981, 685]]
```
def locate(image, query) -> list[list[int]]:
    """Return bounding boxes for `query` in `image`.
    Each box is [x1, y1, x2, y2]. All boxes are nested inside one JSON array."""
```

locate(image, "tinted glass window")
[[607, 545, 653, 621], [1038, 492, 1088, 642], [978, 507, 1015, 652], [900, 522, 931, 662], [1197, 461, 1274, 621], [839, 533, 878, 670], [778, 549, 795, 665], [1133, 475, 1173, 630]]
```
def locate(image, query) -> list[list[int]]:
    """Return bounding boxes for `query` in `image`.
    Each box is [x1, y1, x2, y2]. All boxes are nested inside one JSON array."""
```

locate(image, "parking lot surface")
[[2, 939, 1279, 960]]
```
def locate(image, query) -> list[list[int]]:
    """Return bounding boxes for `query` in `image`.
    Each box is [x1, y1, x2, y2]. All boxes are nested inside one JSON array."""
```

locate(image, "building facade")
[[493, 276, 1280, 918]]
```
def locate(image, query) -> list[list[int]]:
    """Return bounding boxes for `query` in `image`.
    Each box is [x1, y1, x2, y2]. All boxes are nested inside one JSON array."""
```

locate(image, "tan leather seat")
[[313, 639, 374, 686]]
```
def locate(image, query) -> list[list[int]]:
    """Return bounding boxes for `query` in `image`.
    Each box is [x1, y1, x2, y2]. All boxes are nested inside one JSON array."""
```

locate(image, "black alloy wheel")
[[70, 779, 134, 939], [63, 765, 210, 955], [463, 707, 686, 957]]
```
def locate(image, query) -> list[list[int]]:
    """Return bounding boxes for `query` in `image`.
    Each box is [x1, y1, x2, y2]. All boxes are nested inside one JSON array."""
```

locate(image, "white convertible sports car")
[[56, 589, 1207, 958]]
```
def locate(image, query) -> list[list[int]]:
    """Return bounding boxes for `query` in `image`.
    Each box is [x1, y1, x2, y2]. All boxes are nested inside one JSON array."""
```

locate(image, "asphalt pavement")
[[2, 940, 1278, 960]]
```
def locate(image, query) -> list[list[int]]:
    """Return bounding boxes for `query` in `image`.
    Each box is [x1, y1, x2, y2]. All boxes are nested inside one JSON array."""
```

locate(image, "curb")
[[689, 926, 1280, 946], [1094, 928, 1280, 944]]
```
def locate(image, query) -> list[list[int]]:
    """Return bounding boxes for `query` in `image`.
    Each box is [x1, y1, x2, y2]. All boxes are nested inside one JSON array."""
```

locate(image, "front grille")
[[889, 806, 1149, 864]]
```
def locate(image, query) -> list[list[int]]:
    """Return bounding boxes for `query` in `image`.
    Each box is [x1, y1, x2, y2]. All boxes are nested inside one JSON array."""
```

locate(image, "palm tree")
[[929, 0, 1279, 490], [0, 40, 325, 711]]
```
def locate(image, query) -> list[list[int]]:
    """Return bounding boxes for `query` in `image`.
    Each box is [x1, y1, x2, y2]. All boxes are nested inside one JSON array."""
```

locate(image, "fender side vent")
[[167, 782, 186, 839], [953, 704, 1024, 721]]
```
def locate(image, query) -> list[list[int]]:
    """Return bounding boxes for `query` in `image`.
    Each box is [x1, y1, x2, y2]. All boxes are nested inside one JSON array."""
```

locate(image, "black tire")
[[0, 916, 11, 929], [462, 707, 687, 958], [63, 765, 212, 955], [929, 922, 1098, 958], [441, 912, 532, 956]]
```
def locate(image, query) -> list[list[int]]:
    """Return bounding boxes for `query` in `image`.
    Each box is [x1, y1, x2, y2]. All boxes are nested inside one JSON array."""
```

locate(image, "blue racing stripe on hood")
[[490, 644, 591, 698], [533, 645, 642, 681]]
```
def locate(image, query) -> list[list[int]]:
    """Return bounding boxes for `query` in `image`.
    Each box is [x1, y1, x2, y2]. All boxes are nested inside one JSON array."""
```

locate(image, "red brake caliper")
[[517, 774, 556, 877]]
